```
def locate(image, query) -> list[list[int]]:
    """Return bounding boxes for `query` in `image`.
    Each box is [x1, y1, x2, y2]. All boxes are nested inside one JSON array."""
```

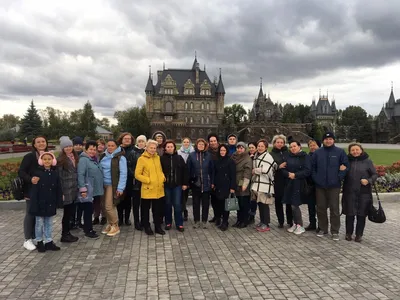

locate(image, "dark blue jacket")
[[214, 156, 236, 200], [227, 144, 236, 156], [29, 167, 63, 217], [282, 151, 311, 206], [188, 150, 214, 192], [311, 145, 349, 188]]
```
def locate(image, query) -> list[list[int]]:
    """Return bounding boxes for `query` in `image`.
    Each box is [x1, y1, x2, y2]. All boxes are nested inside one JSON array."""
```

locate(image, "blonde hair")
[[348, 142, 364, 153], [146, 139, 158, 148], [272, 134, 287, 146]]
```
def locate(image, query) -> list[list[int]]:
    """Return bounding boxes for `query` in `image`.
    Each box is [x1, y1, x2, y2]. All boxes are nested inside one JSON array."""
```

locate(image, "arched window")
[[190, 117, 193, 123], [206, 117, 209, 124], [201, 117, 204, 124], [185, 117, 188, 123], [184, 102, 188, 110], [165, 101, 172, 112], [201, 102, 205, 110], [206, 103, 210, 110], [190, 102, 194, 110]]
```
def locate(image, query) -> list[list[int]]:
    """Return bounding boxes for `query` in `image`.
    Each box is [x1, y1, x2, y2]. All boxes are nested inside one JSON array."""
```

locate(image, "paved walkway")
[[1, 203, 400, 300]]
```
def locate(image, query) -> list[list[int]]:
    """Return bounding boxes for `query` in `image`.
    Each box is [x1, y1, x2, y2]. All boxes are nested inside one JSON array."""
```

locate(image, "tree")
[[340, 106, 372, 142], [97, 117, 111, 130], [79, 101, 97, 139], [340, 106, 368, 126], [114, 105, 150, 137], [282, 104, 312, 123], [223, 104, 247, 125], [20, 100, 42, 139], [0, 114, 20, 129], [40, 107, 72, 139]]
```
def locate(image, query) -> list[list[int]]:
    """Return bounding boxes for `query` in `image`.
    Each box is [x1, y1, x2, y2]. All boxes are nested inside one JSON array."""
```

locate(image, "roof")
[[145, 75, 154, 93], [216, 74, 225, 94], [96, 125, 111, 134], [315, 96, 335, 115]]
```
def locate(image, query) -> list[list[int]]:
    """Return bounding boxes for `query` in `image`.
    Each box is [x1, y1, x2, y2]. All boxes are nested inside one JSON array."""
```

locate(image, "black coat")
[[270, 147, 289, 199], [160, 153, 189, 188], [127, 146, 145, 191], [282, 151, 311, 206], [214, 156, 236, 200], [29, 167, 63, 217], [342, 153, 378, 217], [18, 151, 40, 199]]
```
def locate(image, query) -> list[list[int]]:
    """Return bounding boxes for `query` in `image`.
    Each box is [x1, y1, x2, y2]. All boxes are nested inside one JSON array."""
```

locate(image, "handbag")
[[368, 183, 386, 223], [225, 193, 240, 211]]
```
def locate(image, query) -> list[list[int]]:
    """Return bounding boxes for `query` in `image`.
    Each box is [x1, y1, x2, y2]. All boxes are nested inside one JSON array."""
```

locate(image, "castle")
[[145, 56, 225, 141]]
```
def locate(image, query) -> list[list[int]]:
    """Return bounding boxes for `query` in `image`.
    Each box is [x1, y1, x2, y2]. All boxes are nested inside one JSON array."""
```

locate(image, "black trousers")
[[215, 197, 229, 224], [62, 203, 75, 234], [346, 215, 366, 236], [275, 194, 293, 225], [308, 194, 317, 226], [72, 202, 83, 224], [181, 189, 189, 213], [118, 189, 132, 222], [81, 201, 94, 233], [141, 198, 163, 228], [258, 202, 270, 225], [210, 191, 218, 218], [132, 190, 141, 225], [237, 195, 250, 223], [192, 188, 210, 222]]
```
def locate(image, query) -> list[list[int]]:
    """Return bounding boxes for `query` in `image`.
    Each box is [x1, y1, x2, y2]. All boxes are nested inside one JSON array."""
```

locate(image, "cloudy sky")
[[1, 0, 400, 121]]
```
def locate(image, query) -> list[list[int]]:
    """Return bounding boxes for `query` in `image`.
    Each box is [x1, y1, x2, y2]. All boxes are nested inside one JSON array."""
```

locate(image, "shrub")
[[0, 162, 20, 200]]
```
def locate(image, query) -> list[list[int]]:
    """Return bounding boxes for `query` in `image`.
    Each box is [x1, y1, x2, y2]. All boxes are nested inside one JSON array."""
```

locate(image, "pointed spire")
[[163, 62, 165, 70], [216, 68, 225, 94], [327, 89, 329, 99], [258, 77, 264, 99], [145, 65, 154, 93], [204, 64, 206, 72], [192, 51, 199, 70], [389, 82, 395, 107]]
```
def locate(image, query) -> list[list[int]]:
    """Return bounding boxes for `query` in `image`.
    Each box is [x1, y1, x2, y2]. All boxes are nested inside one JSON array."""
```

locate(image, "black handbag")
[[368, 183, 386, 223]]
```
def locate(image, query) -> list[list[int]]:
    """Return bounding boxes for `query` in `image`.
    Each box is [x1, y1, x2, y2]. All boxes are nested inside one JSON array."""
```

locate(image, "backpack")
[[10, 176, 24, 200]]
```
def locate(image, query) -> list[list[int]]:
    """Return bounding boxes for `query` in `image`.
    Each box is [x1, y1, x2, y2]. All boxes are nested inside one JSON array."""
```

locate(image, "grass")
[[0, 148, 399, 166]]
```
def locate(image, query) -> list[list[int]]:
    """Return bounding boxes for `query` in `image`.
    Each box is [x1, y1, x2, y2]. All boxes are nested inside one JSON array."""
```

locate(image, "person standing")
[[127, 134, 147, 231], [117, 132, 135, 226], [72, 136, 84, 229], [57, 136, 79, 243], [311, 132, 349, 241], [93, 139, 107, 225], [305, 139, 321, 231], [231, 142, 252, 228], [18, 136, 48, 251], [251, 139, 277, 232], [247, 141, 258, 224], [207, 133, 219, 223], [161, 140, 189, 232], [188, 138, 214, 229], [99, 140, 127, 237], [270, 135, 293, 228], [282, 140, 311, 235], [177, 137, 194, 221], [342, 143, 377, 242], [213, 144, 236, 231], [152, 132, 166, 156], [78, 141, 105, 239], [30, 152, 62, 252], [227, 134, 237, 156], [135, 139, 166, 235]]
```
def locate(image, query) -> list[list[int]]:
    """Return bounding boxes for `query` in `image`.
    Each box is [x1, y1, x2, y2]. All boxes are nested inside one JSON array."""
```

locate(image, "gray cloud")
[[0, 0, 399, 118]]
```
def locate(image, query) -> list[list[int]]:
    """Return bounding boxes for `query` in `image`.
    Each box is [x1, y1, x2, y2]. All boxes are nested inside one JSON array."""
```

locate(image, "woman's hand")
[[211, 184, 215, 189], [242, 186, 247, 192], [31, 176, 40, 184], [288, 172, 295, 179], [279, 162, 287, 169], [360, 179, 369, 186], [80, 192, 87, 198], [182, 185, 188, 191], [339, 164, 347, 171], [116, 191, 123, 197], [230, 189, 235, 194]]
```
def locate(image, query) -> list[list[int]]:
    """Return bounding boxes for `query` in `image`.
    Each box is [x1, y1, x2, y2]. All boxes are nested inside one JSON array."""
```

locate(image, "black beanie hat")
[[322, 132, 335, 141]]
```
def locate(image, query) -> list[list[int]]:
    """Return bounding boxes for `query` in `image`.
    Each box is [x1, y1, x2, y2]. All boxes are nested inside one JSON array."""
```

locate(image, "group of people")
[[19, 130, 378, 252]]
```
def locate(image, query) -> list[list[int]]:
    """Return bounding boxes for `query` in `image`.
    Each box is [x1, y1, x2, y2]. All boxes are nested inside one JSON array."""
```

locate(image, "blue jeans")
[[35, 216, 53, 243], [164, 186, 183, 227]]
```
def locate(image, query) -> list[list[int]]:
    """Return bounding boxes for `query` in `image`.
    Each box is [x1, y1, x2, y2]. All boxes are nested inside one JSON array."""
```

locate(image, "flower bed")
[[374, 161, 400, 193], [0, 162, 20, 200]]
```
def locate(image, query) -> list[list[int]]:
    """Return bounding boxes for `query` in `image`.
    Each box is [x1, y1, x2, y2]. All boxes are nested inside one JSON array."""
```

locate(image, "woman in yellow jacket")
[[135, 139, 166, 236]]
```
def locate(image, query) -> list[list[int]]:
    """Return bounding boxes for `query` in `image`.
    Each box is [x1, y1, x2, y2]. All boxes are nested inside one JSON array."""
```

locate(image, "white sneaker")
[[23, 239, 36, 251], [287, 224, 297, 233], [294, 225, 305, 235]]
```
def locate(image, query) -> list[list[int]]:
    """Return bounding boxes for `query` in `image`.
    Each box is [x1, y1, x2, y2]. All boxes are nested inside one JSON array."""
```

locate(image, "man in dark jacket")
[[227, 134, 237, 156], [311, 132, 349, 241], [207, 133, 219, 222]]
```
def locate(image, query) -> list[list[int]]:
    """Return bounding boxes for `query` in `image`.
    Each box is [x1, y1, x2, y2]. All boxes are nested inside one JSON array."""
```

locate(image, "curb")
[[1, 194, 399, 210]]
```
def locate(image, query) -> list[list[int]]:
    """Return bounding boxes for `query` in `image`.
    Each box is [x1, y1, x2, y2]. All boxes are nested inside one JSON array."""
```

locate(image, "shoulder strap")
[[372, 183, 380, 201]]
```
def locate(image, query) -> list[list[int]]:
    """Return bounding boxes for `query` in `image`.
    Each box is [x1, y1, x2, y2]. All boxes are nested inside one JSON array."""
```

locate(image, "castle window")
[[164, 88, 174, 95], [201, 117, 204, 124], [185, 117, 188, 123], [190, 102, 194, 110], [165, 101, 172, 112], [185, 88, 194, 95], [201, 102, 205, 110], [206, 103, 210, 110], [200, 89, 211, 96], [184, 102, 188, 110], [190, 117, 193, 123], [206, 117, 210, 124], [266, 109, 271, 118], [164, 116, 173, 122]]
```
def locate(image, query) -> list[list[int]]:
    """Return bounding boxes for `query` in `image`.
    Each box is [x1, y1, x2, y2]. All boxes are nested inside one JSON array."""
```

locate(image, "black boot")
[[144, 227, 154, 235], [183, 210, 188, 221], [238, 222, 247, 228], [232, 220, 241, 228], [118, 219, 123, 226], [92, 217, 100, 225], [248, 215, 255, 225], [45, 241, 60, 251], [125, 217, 132, 226], [155, 226, 166, 235], [215, 218, 222, 227], [220, 223, 228, 231], [135, 222, 143, 231], [61, 232, 79, 243], [305, 224, 317, 231], [100, 217, 107, 225], [37, 241, 46, 253]]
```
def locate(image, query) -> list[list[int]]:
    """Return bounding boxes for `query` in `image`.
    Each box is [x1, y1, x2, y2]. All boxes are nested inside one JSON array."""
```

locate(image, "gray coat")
[[342, 153, 378, 217], [231, 151, 252, 196], [78, 152, 104, 197], [57, 157, 78, 205]]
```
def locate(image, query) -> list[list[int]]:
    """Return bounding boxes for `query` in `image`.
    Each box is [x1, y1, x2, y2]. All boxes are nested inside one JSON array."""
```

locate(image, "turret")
[[216, 69, 225, 119]]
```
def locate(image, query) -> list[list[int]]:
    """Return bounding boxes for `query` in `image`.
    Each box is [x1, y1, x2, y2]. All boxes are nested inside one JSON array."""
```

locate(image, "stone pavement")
[[1, 203, 400, 300]]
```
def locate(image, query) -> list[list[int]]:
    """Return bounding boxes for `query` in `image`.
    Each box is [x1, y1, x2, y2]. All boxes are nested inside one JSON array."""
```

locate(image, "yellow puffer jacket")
[[135, 150, 166, 199]]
